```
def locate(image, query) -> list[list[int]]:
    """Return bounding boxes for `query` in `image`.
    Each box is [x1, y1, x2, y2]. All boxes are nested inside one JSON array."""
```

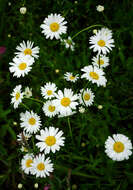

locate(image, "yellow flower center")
[[113, 142, 125, 153], [28, 117, 36, 125], [47, 90, 53, 96], [24, 48, 32, 55], [84, 93, 90, 101], [61, 97, 71, 107], [50, 22, 59, 32], [97, 40, 105, 47], [37, 163, 45, 171], [45, 136, 56, 146], [70, 76, 75, 80], [18, 62, 27, 70], [90, 72, 99, 80], [15, 92, 20, 100], [98, 59, 104, 65], [48, 105, 55, 112], [26, 159, 33, 168]]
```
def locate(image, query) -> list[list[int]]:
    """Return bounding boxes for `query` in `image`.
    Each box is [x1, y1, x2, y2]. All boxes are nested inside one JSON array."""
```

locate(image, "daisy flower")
[[17, 131, 31, 142], [58, 110, 76, 118], [40, 13, 67, 40], [9, 55, 34, 78], [92, 55, 109, 68], [24, 86, 32, 98], [21, 154, 34, 174], [64, 72, 79, 82], [53, 88, 79, 115], [96, 5, 104, 12], [79, 88, 95, 106], [11, 85, 24, 109], [20, 111, 42, 134], [100, 27, 113, 37], [81, 65, 107, 87], [42, 100, 58, 118], [105, 134, 132, 161], [89, 28, 114, 55], [31, 154, 53, 178], [15, 40, 40, 59], [36, 127, 65, 154], [41, 82, 57, 99], [61, 36, 75, 51]]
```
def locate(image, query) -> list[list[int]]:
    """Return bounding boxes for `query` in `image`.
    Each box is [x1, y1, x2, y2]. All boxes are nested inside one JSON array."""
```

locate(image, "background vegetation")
[[0, 0, 133, 189]]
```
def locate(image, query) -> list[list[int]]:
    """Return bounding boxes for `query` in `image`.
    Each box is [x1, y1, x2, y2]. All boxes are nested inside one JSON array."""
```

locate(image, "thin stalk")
[[67, 117, 72, 140], [21, 103, 30, 110], [71, 24, 103, 40], [25, 97, 44, 104]]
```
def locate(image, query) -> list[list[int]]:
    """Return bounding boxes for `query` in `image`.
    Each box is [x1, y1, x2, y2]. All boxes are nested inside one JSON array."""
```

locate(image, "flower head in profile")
[[40, 13, 67, 40], [24, 86, 32, 98], [15, 40, 40, 59], [11, 85, 24, 109], [105, 134, 132, 161], [81, 65, 107, 87], [9, 55, 34, 78], [96, 5, 104, 12], [61, 36, 75, 51], [64, 72, 79, 82]]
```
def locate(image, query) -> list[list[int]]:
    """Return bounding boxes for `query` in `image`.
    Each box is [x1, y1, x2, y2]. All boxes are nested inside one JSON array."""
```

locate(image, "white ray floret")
[[21, 154, 34, 174], [36, 126, 65, 154], [31, 154, 54, 178], [89, 28, 114, 55], [41, 82, 57, 99], [105, 134, 132, 161], [79, 88, 95, 106], [40, 13, 67, 40], [81, 65, 107, 87], [92, 55, 109, 68], [20, 111, 42, 134], [64, 72, 79, 82], [42, 100, 58, 118], [11, 85, 24, 109], [61, 36, 75, 51], [9, 55, 34, 77], [53, 88, 79, 115], [15, 40, 40, 59]]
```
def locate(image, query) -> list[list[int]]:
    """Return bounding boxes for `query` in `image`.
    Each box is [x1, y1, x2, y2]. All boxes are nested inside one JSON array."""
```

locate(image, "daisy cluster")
[[9, 13, 132, 180]]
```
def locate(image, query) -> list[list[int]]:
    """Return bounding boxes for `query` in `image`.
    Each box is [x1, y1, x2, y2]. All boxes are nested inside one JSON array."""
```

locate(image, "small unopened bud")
[[13, 121, 17, 126], [18, 183, 23, 189], [20, 7, 27, 14], [96, 5, 104, 12], [98, 105, 103, 109], [8, 34, 11, 38], [55, 69, 59, 73], [93, 29, 97, 34], [79, 106, 85, 113], [72, 184, 77, 190], [34, 183, 38, 189], [81, 142, 86, 147]]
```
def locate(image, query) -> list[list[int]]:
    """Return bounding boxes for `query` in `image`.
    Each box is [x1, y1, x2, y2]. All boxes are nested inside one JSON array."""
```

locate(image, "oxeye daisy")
[[41, 82, 57, 99], [20, 111, 42, 134], [31, 154, 53, 178], [92, 55, 109, 68], [89, 28, 114, 55], [9, 55, 34, 77], [81, 65, 107, 87], [15, 40, 40, 59], [53, 88, 79, 115], [42, 100, 58, 118], [17, 131, 31, 142], [21, 154, 34, 174], [36, 127, 65, 154], [24, 86, 32, 98], [105, 134, 132, 161], [79, 88, 95, 106], [61, 36, 75, 51], [40, 13, 67, 40], [11, 85, 24, 109], [100, 27, 113, 37], [64, 72, 79, 82]]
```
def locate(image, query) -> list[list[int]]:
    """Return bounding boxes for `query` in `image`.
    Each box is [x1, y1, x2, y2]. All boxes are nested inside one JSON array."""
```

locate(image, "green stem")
[[25, 97, 44, 104], [68, 117, 72, 140], [21, 103, 30, 110], [71, 24, 103, 40]]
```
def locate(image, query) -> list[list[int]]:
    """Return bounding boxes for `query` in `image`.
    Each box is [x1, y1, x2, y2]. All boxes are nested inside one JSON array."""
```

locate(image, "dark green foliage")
[[0, 0, 133, 189]]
